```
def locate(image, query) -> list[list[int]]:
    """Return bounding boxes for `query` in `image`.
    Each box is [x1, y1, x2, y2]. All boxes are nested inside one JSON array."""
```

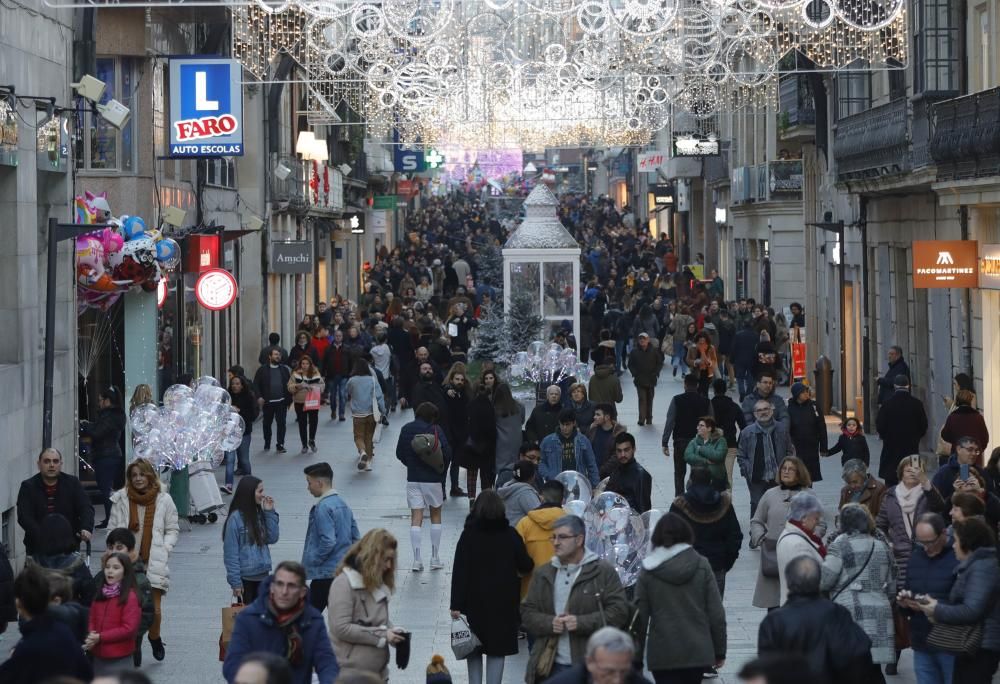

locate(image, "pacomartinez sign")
[[270, 241, 313, 274], [913, 240, 979, 288]]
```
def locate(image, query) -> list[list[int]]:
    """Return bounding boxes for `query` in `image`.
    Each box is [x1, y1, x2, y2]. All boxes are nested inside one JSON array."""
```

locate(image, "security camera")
[[97, 99, 131, 130], [71, 75, 107, 103], [274, 162, 292, 180], [338, 163, 352, 176]]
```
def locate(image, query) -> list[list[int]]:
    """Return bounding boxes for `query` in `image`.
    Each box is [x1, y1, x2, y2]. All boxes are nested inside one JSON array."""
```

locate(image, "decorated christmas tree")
[[505, 290, 543, 355], [470, 299, 507, 362], [475, 244, 504, 291]]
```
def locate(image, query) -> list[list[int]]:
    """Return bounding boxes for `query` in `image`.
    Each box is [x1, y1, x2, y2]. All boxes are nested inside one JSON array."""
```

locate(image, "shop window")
[[1, 507, 11, 554], [75, 56, 137, 172], [914, 0, 961, 95], [200, 158, 237, 188]]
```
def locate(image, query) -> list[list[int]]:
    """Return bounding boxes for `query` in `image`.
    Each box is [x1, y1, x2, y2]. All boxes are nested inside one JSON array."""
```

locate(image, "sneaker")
[[149, 636, 165, 661], [411, 561, 424, 572], [430, 557, 444, 570], [364, 460, 373, 472], [262, 444, 270, 451], [309, 441, 317, 453], [219, 484, 233, 495], [357, 454, 367, 470], [276, 445, 286, 454], [339, 416, 346, 422], [301, 445, 309, 454], [703, 667, 718, 679]]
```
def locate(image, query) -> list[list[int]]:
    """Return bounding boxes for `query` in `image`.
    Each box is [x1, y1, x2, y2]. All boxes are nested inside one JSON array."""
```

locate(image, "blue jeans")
[[225, 434, 252, 487], [615, 339, 628, 372], [735, 365, 754, 400], [326, 376, 347, 418], [913, 649, 955, 684], [671, 340, 689, 374]]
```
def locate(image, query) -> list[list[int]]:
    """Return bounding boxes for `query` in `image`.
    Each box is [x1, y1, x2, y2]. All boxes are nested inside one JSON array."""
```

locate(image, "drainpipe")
[[859, 198, 870, 429], [960, 205, 973, 376]]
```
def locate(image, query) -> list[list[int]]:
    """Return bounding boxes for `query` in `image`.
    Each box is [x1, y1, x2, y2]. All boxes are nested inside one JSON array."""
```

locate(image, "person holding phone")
[[932, 436, 989, 503], [328, 529, 407, 682], [222, 477, 279, 606]]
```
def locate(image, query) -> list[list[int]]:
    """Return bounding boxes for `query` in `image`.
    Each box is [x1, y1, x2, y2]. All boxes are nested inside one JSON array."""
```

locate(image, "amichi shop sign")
[[913, 240, 979, 288], [980, 244, 1000, 290], [270, 241, 313, 274]]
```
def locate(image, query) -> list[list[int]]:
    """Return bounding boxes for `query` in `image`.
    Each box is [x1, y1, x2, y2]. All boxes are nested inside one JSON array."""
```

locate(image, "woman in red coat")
[[86, 551, 141, 674]]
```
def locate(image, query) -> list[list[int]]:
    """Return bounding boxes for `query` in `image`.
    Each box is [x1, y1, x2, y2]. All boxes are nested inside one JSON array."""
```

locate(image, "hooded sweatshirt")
[[515, 504, 564, 598], [588, 365, 623, 404], [497, 480, 542, 527]]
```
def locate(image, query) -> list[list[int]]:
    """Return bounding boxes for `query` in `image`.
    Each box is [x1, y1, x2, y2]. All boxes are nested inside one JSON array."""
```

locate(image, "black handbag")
[[926, 622, 983, 655]]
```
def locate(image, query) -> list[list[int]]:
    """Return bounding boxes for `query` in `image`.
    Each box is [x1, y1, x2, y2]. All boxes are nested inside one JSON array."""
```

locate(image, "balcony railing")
[[931, 87, 1000, 181], [732, 160, 803, 204], [834, 98, 910, 180], [270, 155, 307, 210], [703, 140, 731, 183]]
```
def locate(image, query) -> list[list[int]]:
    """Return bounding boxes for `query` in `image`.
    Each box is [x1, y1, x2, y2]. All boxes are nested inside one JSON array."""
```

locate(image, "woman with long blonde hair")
[[129, 384, 154, 413], [328, 529, 408, 681], [107, 458, 179, 663]]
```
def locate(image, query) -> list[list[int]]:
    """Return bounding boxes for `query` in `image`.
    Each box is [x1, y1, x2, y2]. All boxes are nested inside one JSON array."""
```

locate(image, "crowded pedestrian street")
[[1, 371, 913, 684]]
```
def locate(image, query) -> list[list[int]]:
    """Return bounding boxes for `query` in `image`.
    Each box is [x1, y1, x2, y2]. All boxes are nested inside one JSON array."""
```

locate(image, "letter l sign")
[[195, 71, 219, 111]]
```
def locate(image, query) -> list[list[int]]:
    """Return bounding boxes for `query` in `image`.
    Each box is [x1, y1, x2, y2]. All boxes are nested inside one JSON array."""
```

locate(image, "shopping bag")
[[304, 387, 321, 411], [218, 602, 246, 661], [372, 380, 384, 444], [450, 615, 481, 660]]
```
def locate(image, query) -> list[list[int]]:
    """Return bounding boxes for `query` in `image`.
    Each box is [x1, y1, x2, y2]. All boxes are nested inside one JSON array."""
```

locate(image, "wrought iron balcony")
[[270, 155, 307, 211], [778, 75, 816, 140], [931, 87, 1000, 181], [834, 98, 910, 180], [732, 160, 803, 204]]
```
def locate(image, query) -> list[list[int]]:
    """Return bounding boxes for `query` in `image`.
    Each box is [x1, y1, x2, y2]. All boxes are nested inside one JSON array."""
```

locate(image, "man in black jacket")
[[17, 448, 93, 558], [662, 374, 712, 497], [758, 556, 877, 684], [605, 433, 652, 513], [731, 323, 759, 400], [411, 362, 462, 496], [628, 332, 664, 425], [876, 345, 911, 406], [875, 375, 928, 486], [253, 348, 292, 453]]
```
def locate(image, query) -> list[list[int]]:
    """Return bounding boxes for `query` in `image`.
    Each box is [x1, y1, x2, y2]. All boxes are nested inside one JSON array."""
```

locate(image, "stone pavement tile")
[[0, 372, 915, 683]]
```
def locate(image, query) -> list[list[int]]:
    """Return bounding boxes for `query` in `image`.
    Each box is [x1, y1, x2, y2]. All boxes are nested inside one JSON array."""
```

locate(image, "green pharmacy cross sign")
[[425, 149, 445, 168]]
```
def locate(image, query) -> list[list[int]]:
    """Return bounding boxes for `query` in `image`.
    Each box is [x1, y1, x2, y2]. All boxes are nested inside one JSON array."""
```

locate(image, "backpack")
[[411, 428, 445, 474]]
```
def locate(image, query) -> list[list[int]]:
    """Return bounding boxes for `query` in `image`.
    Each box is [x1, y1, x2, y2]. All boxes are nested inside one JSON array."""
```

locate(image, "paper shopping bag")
[[219, 603, 246, 661], [304, 387, 321, 411]]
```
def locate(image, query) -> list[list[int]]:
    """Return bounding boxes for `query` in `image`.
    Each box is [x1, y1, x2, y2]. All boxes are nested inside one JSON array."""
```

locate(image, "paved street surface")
[[7, 372, 918, 683]]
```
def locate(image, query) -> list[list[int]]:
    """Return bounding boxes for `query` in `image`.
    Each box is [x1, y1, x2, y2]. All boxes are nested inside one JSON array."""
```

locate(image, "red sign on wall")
[[792, 342, 807, 380], [183, 234, 220, 273]]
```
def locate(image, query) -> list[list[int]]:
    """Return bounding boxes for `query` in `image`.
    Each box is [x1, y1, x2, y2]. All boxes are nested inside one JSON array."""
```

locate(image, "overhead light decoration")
[[45, 0, 907, 147]]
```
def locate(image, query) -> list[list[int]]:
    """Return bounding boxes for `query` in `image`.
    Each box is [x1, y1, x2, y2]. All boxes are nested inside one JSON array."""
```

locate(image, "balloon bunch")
[[129, 378, 246, 471], [508, 341, 592, 386], [556, 470, 663, 587], [75, 192, 180, 312]]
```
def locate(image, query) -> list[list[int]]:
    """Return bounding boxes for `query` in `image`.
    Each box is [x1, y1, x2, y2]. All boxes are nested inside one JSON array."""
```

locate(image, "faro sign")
[[168, 58, 244, 158]]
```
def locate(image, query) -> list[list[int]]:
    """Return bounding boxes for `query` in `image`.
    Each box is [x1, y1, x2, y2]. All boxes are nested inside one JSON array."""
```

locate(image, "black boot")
[[133, 638, 143, 666], [150, 636, 165, 661]]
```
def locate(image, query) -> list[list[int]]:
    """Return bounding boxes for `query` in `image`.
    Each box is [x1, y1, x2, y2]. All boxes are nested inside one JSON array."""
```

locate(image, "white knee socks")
[[410, 526, 422, 561], [430, 523, 442, 557]]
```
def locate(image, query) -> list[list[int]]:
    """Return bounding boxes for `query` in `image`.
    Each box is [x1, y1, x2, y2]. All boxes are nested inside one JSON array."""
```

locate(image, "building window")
[[914, 0, 960, 95], [75, 56, 136, 171], [199, 158, 236, 188], [836, 63, 872, 119]]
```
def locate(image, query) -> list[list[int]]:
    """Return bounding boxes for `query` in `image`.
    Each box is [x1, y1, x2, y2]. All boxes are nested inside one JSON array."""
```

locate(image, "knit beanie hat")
[[791, 382, 809, 400], [427, 654, 452, 684]]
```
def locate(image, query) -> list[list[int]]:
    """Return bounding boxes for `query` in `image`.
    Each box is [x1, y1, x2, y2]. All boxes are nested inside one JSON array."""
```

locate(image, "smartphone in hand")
[[960, 463, 971, 481]]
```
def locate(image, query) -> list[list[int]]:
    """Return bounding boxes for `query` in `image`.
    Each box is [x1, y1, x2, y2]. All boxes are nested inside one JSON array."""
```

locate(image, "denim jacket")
[[539, 431, 600, 486], [302, 490, 360, 580], [223, 509, 280, 590]]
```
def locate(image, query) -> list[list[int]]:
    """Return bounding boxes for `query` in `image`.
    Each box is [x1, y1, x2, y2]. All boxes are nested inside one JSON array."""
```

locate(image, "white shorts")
[[406, 482, 444, 510]]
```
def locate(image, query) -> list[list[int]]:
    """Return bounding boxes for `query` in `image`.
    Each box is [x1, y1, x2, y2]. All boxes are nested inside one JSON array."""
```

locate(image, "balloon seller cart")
[[188, 459, 224, 524]]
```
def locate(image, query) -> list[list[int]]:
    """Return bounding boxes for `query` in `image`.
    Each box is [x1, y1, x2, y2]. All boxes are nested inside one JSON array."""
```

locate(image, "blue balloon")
[[122, 215, 147, 240], [155, 239, 177, 261]]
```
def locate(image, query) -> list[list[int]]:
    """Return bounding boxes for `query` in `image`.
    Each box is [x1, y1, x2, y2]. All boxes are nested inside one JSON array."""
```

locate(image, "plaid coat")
[[820, 532, 898, 664]]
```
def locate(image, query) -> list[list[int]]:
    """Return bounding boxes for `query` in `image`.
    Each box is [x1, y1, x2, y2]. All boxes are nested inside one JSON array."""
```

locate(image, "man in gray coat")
[[737, 401, 794, 516], [740, 371, 789, 425]]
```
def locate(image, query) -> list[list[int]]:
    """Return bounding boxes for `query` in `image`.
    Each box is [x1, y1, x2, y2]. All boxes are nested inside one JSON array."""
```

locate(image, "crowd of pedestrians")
[[3, 190, 1000, 684]]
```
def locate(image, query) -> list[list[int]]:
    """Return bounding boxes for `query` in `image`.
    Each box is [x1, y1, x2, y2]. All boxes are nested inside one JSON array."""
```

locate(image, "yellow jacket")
[[514, 504, 565, 598]]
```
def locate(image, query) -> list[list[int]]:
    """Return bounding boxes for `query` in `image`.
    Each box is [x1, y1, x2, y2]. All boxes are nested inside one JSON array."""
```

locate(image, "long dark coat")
[[450, 517, 533, 656], [463, 392, 497, 470], [787, 399, 829, 482], [875, 390, 928, 484]]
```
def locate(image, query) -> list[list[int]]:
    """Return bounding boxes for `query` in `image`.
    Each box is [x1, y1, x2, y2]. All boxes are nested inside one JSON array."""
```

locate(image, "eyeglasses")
[[914, 535, 941, 549], [551, 534, 581, 542]]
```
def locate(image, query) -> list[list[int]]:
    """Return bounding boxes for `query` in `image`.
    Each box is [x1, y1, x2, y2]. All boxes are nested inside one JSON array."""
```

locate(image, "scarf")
[[895, 482, 923, 539], [789, 519, 827, 558], [842, 427, 863, 438], [127, 485, 159, 563], [757, 419, 779, 482], [268, 597, 306, 667], [102, 581, 122, 599]]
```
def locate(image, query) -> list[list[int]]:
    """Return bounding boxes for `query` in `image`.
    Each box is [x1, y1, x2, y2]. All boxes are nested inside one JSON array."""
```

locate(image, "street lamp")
[[43, 218, 115, 448]]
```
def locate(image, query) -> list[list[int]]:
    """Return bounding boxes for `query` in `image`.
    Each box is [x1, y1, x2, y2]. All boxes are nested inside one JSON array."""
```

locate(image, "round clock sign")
[[195, 268, 238, 311]]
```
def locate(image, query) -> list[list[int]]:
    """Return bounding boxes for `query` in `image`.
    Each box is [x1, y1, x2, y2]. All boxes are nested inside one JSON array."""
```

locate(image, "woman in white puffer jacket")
[[108, 458, 179, 663]]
